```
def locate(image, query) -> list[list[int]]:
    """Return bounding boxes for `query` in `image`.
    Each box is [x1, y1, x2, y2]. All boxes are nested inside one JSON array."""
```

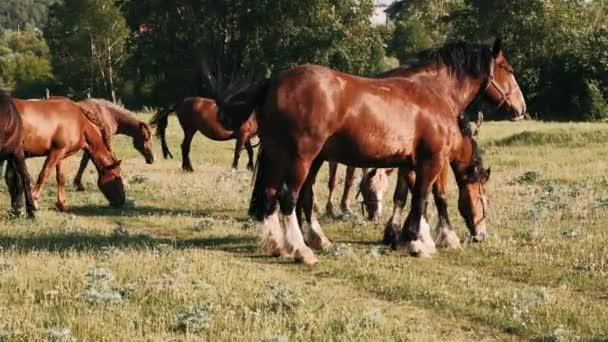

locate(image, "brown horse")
[[212, 39, 526, 264], [325, 162, 359, 217], [11, 98, 126, 211], [0, 89, 36, 217], [73, 98, 155, 191], [151, 97, 258, 172]]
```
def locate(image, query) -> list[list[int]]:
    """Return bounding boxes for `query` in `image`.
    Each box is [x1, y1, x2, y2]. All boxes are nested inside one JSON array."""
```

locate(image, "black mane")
[[381, 41, 494, 80]]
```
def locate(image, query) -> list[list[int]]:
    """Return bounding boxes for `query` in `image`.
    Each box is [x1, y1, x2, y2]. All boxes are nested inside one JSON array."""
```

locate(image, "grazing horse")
[[151, 97, 258, 172], [72, 98, 155, 191], [358, 109, 484, 224], [359, 116, 485, 248], [0, 89, 36, 217], [325, 162, 361, 217], [11, 98, 126, 211], [212, 39, 526, 264]]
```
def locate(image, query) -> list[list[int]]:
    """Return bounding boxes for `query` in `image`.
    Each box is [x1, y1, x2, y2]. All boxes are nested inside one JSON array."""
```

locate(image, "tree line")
[[0, 0, 606, 120]]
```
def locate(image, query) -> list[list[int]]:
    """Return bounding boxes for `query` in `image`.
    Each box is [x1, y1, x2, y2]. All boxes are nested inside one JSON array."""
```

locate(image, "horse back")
[[178, 97, 234, 140]]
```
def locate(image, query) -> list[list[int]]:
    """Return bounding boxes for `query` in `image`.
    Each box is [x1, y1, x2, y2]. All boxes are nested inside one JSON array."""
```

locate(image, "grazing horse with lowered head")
[[72, 98, 155, 191], [0, 89, 36, 217], [151, 97, 258, 172], [212, 39, 526, 264], [11, 97, 126, 211]]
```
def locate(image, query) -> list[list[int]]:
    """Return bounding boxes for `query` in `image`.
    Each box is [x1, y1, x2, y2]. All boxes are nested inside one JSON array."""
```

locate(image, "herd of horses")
[[0, 38, 526, 266]]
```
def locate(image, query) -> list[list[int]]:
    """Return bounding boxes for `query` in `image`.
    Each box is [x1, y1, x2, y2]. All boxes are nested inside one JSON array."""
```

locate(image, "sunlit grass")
[[0, 117, 607, 340]]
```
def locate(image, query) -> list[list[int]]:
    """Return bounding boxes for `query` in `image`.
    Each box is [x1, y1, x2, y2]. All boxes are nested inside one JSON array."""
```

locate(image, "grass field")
[[1, 116, 608, 341]]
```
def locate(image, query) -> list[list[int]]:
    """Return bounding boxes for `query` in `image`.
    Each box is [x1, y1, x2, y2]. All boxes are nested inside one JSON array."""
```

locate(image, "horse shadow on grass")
[[0, 231, 258, 255], [67, 204, 253, 224]]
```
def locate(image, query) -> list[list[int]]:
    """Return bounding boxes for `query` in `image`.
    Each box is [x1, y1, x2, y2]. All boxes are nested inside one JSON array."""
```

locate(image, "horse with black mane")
[[0, 89, 36, 217], [151, 97, 257, 172], [209, 39, 526, 264]]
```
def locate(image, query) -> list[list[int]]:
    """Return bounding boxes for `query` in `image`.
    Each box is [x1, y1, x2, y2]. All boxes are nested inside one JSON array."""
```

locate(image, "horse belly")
[[320, 132, 414, 168]]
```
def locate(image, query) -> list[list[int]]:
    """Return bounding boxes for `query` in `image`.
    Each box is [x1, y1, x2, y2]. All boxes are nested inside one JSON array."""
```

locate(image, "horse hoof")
[[325, 204, 336, 218], [182, 165, 194, 173], [294, 248, 319, 265], [258, 237, 284, 257], [383, 223, 399, 246], [307, 233, 332, 251], [437, 228, 461, 249], [74, 182, 85, 191], [404, 239, 436, 258], [55, 202, 68, 212]]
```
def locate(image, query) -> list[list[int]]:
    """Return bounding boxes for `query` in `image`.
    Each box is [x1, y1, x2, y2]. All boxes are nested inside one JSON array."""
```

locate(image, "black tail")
[[249, 146, 270, 220], [217, 79, 270, 131], [150, 105, 176, 159]]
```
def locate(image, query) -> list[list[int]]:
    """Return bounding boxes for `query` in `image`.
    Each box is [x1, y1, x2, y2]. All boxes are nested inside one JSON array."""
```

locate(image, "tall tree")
[[0, 26, 54, 98], [119, 0, 386, 107], [45, 0, 129, 101], [0, 0, 58, 30]]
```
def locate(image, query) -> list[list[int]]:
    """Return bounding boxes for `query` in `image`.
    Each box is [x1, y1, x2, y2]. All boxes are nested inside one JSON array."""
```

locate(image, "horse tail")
[[150, 105, 176, 159], [249, 145, 269, 220]]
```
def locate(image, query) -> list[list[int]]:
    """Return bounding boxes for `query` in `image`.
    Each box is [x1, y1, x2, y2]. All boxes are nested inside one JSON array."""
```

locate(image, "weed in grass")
[[515, 171, 541, 184], [129, 174, 150, 184], [323, 243, 354, 258], [174, 302, 216, 334], [0, 322, 23, 341], [43, 328, 75, 342], [0, 260, 15, 275], [267, 284, 303, 313], [192, 217, 215, 232]]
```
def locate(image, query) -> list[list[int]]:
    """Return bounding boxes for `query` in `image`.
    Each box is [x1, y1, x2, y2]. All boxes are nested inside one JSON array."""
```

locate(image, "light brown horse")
[[0, 89, 36, 217], [212, 39, 526, 265], [325, 162, 359, 217], [11, 98, 126, 211], [73, 98, 155, 191], [151, 97, 258, 171]]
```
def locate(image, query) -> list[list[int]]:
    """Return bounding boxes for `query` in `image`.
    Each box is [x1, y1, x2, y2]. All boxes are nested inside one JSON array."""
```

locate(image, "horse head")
[[97, 159, 126, 208]]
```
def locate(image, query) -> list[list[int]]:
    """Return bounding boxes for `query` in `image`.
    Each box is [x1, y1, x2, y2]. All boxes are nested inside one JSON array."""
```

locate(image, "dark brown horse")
[[213, 39, 525, 264], [151, 97, 258, 171], [11, 98, 126, 211], [0, 89, 36, 217], [73, 98, 155, 191], [359, 115, 485, 249]]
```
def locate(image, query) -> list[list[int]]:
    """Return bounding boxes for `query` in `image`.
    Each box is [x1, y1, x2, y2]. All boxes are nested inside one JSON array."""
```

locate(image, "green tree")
[[448, 0, 607, 120], [0, 0, 57, 30], [45, 0, 129, 101], [119, 0, 385, 107], [0, 26, 53, 98]]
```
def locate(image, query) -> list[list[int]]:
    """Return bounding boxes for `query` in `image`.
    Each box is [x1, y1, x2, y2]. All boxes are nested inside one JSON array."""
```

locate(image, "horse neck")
[[400, 64, 486, 118], [83, 120, 116, 172], [451, 135, 476, 182], [113, 109, 141, 138]]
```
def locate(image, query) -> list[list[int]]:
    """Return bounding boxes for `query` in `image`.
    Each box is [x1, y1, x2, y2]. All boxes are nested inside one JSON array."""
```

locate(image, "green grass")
[[1, 117, 608, 340]]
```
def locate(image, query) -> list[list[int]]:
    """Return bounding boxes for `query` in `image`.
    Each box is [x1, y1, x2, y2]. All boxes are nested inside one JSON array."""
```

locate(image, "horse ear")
[[112, 160, 122, 169], [492, 37, 503, 58], [385, 168, 395, 176], [148, 123, 157, 130]]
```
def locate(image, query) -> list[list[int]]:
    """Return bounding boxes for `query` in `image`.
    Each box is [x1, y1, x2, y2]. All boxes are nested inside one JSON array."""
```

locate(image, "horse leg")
[[181, 129, 195, 172], [298, 157, 331, 250], [255, 148, 289, 258], [73, 151, 90, 191], [383, 168, 412, 245], [55, 161, 68, 212], [32, 149, 66, 208], [396, 157, 444, 257], [13, 150, 36, 218], [280, 157, 319, 265], [325, 161, 338, 217], [244, 140, 255, 171], [434, 164, 461, 249], [232, 137, 243, 170], [340, 166, 356, 215], [5, 159, 24, 216]]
